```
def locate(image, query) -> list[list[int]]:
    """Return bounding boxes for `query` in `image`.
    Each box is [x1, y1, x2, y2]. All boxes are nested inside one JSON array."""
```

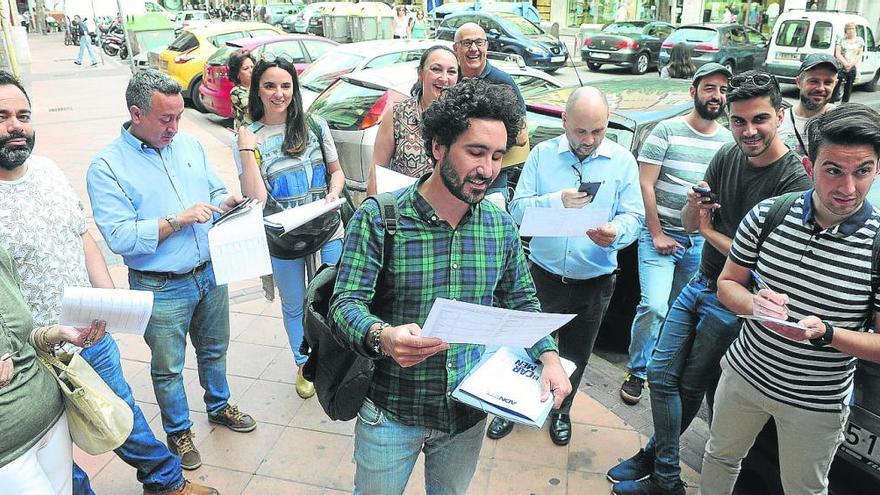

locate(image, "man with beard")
[[619, 64, 733, 406], [607, 71, 812, 495], [0, 71, 217, 494], [778, 53, 839, 164], [329, 79, 571, 494], [499, 86, 645, 446]]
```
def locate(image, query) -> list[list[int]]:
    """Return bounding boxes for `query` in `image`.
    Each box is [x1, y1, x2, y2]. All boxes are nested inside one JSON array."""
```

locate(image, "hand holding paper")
[[61, 287, 153, 336], [519, 207, 611, 237], [380, 323, 448, 368]]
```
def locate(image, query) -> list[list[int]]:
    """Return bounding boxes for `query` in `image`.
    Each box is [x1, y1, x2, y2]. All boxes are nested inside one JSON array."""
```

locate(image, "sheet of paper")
[[376, 166, 417, 194], [420, 298, 575, 347], [60, 287, 154, 336], [737, 315, 810, 332], [209, 201, 272, 285], [519, 207, 611, 237], [263, 198, 346, 234]]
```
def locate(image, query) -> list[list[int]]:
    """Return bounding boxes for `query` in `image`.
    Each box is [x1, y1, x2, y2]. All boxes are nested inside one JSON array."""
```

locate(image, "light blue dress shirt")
[[510, 134, 645, 280], [87, 124, 229, 273]]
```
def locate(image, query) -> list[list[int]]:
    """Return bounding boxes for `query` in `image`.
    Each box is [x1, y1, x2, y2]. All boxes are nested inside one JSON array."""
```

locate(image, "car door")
[[862, 27, 880, 84], [437, 14, 468, 41], [727, 26, 750, 69], [746, 27, 768, 69], [479, 16, 505, 53]]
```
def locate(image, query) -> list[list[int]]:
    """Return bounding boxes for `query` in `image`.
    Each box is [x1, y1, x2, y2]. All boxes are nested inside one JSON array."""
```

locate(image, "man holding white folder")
[[505, 86, 645, 446]]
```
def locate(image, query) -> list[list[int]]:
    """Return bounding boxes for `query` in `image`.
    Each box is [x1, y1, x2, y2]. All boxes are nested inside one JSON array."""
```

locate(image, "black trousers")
[[837, 67, 857, 103], [531, 264, 616, 414]]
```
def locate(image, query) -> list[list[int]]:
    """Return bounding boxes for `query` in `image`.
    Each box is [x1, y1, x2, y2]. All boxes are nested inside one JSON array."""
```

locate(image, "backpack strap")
[[869, 225, 880, 329], [366, 192, 400, 268], [755, 191, 801, 254]]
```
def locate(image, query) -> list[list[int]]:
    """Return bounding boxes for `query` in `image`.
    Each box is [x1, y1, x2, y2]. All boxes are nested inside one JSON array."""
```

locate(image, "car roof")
[[676, 23, 725, 31], [228, 33, 333, 49], [526, 78, 694, 126], [334, 39, 454, 55], [187, 21, 278, 36]]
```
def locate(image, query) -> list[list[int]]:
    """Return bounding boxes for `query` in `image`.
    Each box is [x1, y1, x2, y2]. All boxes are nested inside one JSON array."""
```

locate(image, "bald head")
[[563, 87, 610, 160], [454, 23, 488, 78], [454, 22, 485, 42]]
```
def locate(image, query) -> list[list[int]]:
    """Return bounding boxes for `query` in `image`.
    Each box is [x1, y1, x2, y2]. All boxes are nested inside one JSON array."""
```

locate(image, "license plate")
[[591, 52, 611, 59], [842, 420, 880, 466], [777, 52, 800, 61], [551, 56, 564, 63]]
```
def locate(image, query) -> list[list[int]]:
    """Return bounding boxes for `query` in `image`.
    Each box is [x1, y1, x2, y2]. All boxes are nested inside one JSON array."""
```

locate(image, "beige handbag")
[[38, 350, 134, 455]]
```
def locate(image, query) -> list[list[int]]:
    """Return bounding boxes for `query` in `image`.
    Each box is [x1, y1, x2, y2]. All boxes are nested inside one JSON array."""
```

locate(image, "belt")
[[131, 261, 209, 280], [534, 264, 608, 286]]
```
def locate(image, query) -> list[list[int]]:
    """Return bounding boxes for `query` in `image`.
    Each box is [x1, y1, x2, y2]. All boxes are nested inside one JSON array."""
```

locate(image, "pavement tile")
[[242, 475, 326, 495], [226, 341, 284, 379], [72, 446, 115, 481], [146, 410, 216, 452], [288, 396, 356, 436], [565, 470, 614, 493], [125, 359, 158, 405], [88, 456, 147, 495], [489, 421, 569, 469], [234, 298, 276, 316], [237, 379, 306, 426], [475, 458, 567, 494], [135, 401, 162, 425], [567, 423, 642, 475], [113, 333, 153, 364], [181, 464, 253, 494], [257, 427, 355, 490], [259, 347, 299, 385], [230, 311, 259, 341], [198, 422, 285, 473], [235, 313, 290, 348], [570, 390, 631, 429]]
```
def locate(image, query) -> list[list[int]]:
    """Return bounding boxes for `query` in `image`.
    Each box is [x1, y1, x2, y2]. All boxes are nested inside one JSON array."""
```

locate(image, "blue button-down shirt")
[[510, 134, 644, 280], [86, 124, 228, 273]]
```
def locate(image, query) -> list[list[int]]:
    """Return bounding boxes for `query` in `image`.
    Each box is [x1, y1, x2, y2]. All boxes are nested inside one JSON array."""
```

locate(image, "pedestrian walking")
[[73, 15, 98, 67], [227, 49, 254, 131]]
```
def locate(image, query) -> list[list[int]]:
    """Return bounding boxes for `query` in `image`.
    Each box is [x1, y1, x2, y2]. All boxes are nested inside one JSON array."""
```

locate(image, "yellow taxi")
[[155, 22, 282, 112]]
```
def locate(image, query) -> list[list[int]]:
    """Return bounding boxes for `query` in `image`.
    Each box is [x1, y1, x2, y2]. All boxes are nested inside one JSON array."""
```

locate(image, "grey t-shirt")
[[699, 142, 812, 280]]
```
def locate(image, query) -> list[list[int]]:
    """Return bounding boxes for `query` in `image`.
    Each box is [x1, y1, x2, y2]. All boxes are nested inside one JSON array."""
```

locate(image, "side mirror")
[[488, 28, 501, 38]]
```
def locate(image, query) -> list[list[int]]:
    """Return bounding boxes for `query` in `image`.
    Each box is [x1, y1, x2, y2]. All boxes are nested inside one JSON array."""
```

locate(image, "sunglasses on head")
[[259, 52, 294, 65], [729, 73, 779, 90]]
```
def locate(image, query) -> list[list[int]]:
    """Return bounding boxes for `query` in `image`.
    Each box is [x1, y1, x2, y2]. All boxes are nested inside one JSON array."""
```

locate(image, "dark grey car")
[[581, 21, 675, 75], [659, 23, 769, 75]]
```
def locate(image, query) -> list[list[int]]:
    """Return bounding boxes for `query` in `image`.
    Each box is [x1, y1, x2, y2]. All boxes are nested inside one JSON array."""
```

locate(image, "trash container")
[[353, 2, 392, 42], [379, 15, 393, 39], [350, 16, 365, 42], [329, 14, 351, 43], [321, 13, 335, 41]]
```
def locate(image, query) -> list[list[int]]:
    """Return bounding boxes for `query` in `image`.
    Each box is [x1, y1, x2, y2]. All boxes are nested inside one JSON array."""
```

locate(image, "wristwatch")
[[165, 214, 182, 232], [810, 320, 834, 347], [367, 322, 390, 357]]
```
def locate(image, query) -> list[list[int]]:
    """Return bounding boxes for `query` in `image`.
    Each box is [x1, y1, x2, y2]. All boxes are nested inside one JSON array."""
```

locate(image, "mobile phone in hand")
[[578, 181, 601, 197], [692, 185, 719, 205]]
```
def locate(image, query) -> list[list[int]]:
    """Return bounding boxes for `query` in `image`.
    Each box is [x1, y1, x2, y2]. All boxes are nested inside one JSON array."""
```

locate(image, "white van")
[[765, 9, 879, 91]]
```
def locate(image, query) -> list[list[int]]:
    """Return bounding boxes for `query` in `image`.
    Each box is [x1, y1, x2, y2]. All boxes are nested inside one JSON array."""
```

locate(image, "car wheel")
[[632, 52, 649, 75], [190, 78, 207, 113], [587, 62, 602, 71], [862, 69, 879, 92]]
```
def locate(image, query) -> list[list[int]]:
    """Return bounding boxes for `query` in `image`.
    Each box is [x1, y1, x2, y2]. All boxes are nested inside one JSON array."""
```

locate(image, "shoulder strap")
[[756, 191, 801, 253], [366, 192, 399, 268], [871, 227, 880, 323], [306, 115, 328, 164]]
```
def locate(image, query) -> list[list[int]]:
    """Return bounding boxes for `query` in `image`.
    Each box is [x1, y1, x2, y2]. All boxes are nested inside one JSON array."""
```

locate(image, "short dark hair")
[[726, 70, 782, 110], [0, 70, 30, 104], [227, 49, 253, 85], [806, 103, 880, 165], [125, 69, 181, 113], [421, 78, 523, 163]]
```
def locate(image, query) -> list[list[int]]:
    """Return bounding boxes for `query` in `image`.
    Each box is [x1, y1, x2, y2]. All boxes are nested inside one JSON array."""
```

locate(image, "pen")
[[751, 270, 792, 318]]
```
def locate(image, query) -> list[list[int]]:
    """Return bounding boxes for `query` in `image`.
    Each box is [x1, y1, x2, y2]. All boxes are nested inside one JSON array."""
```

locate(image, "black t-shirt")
[[699, 142, 812, 280]]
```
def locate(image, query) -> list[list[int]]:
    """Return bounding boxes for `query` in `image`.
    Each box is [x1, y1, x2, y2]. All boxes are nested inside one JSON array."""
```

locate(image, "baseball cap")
[[692, 63, 733, 85], [799, 53, 840, 73]]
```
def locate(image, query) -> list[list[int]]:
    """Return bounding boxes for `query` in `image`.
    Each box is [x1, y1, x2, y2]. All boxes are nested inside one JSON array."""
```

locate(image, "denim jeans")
[[76, 34, 97, 64], [129, 262, 231, 435], [271, 239, 342, 366], [626, 229, 703, 380], [72, 333, 184, 493], [353, 399, 486, 495], [643, 273, 741, 488], [531, 264, 616, 415]]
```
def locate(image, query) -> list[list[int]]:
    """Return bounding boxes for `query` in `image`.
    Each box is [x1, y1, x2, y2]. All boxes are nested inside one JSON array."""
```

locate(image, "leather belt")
[[534, 264, 600, 286], [131, 261, 209, 280]]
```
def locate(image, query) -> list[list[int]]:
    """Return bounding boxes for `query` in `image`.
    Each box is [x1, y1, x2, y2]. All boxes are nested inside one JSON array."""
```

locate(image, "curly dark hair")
[[227, 49, 253, 86], [421, 78, 523, 163], [806, 103, 880, 166]]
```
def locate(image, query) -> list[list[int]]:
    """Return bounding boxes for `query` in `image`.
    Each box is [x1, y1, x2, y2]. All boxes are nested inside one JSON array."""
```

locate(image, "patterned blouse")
[[230, 85, 251, 131], [389, 97, 433, 179]]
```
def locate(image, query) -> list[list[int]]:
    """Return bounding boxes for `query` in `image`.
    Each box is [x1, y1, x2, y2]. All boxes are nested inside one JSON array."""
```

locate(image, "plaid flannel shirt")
[[329, 181, 557, 433]]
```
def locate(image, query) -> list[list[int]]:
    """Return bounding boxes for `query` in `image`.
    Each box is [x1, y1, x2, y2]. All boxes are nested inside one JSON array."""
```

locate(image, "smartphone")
[[692, 185, 719, 205], [578, 181, 602, 196]]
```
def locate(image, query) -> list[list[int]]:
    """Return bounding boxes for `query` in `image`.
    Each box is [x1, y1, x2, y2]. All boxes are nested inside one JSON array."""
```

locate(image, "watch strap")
[[810, 320, 834, 347]]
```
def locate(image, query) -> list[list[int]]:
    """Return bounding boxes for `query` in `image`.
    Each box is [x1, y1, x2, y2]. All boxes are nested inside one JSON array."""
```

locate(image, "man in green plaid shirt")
[[329, 79, 571, 494]]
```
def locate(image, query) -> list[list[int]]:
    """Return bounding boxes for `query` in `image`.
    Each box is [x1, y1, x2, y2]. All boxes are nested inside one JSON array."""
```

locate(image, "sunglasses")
[[729, 73, 779, 90], [259, 52, 294, 65], [457, 38, 487, 49]]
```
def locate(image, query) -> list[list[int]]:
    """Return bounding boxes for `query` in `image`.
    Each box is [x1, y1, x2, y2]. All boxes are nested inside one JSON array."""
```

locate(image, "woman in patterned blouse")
[[366, 45, 459, 195], [227, 49, 255, 130]]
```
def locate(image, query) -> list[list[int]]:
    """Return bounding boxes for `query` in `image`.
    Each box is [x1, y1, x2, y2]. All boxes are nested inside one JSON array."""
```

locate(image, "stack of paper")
[[208, 200, 272, 285], [60, 287, 154, 336], [263, 198, 347, 235], [452, 347, 576, 428], [519, 206, 611, 237], [376, 166, 417, 194]]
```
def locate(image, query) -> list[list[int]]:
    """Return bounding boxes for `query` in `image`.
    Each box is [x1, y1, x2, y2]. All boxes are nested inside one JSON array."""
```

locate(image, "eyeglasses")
[[456, 38, 487, 49], [729, 73, 779, 90]]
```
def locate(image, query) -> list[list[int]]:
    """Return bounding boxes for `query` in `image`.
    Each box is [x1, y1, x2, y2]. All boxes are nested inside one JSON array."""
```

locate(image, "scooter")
[[101, 29, 127, 59]]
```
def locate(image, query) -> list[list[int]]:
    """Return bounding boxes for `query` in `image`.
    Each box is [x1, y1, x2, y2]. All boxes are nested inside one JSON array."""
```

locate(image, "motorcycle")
[[101, 28, 127, 59]]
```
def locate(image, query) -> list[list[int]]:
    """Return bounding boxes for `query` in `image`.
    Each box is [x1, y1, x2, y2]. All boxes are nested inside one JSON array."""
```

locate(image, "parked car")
[[428, 1, 541, 26], [304, 1, 351, 36], [173, 10, 211, 32], [281, 1, 333, 33], [155, 22, 282, 112], [435, 11, 568, 72], [309, 59, 562, 205], [659, 23, 769, 74], [581, 21, 675, 75], [259, 2, 304, 26], [200, 34, 337, 119], [298, 39, 454, 111], [765, 9, 879, 90]]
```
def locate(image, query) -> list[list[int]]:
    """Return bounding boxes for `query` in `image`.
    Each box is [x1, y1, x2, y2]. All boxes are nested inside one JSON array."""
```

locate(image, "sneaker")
[[611, 476, 685, 495], [208, 403, 256, 432], [144, 480, 219, 495], [620, 373, 645, 405], [74, 61, 81, 65], [607, 448, 654, 483], [90, 62, 98, 66], [295, 367, 315, 399], [167, 429, 201, 470]]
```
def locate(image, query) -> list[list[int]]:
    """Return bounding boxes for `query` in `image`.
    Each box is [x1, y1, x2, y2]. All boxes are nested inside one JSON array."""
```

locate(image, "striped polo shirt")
[[725, 190, 880, 412], [637, 116, 732, 232]]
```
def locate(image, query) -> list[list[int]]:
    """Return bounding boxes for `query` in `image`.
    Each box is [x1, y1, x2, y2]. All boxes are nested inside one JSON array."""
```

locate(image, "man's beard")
[[439, 154, 491, 204], [800, 91, 829, 112], [0, 131, 35, 171], [694, 94, 725, 120]]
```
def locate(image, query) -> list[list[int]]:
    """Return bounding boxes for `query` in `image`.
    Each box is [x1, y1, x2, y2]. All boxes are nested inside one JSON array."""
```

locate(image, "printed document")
[[452, 347, 576, 428], [209, 201, 272, 285], [376, 166, 417, 194], [420, 298, 575, 347], [519, 207, 611, 237], [263, 198, 347, 234], [60, 287, 154, 336], [738, 315, 810, 332]]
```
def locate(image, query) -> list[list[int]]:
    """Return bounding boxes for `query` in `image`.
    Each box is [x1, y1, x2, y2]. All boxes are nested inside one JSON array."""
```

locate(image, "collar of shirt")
[[556, 134, 614, 162], [120, 121, 166, 155], [409, 174, 477, 227], [800, 188, 873, 236]]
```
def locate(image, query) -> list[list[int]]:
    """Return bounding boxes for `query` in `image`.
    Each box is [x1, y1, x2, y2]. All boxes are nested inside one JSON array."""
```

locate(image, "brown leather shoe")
[[144, 480, 219, 495]]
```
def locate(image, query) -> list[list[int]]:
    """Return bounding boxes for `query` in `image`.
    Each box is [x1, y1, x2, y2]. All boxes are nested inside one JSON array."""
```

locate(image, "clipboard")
[[213, 197, 257, 226]]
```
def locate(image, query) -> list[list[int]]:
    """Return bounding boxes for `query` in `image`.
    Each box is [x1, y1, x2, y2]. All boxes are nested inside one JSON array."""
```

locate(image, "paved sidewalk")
[[19, 32, 704, 494]]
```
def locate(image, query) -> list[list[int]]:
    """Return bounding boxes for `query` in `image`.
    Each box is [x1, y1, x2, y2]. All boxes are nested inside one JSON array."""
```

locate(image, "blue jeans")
[[626, 229, 703, 380], [353, 399, 486, 495], [643, 273, 741, 488], [72, 334, 183, 493], [129, 262, 231, 435], [271, 239, 342, 366], [76, 34, 97, 64]]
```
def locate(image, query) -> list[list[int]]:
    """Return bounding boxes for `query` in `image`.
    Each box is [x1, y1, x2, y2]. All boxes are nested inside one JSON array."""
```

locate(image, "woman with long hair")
[[227, 49, 255, 130], [366, 45, 459, 195], [661, 43, 696, 80], [234, 56, 345, 399], [392, 6, 409, 39], [409, 10, 428, 39]]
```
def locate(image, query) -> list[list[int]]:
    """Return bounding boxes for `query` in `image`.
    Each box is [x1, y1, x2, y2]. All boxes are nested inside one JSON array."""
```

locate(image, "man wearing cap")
[[778, 53, 839, 165], [618, 64, 733, 406], [606, 70, 812, 495]]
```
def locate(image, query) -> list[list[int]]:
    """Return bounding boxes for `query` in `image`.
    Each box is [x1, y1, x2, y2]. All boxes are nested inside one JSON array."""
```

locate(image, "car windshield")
[[500, 15, 542, 36], [310, 79, 386, 131], [168, 32, 198, 52], [668, 27, 717, 43], [605, 22, 646, 35], [299, 51, 365, 92], [526, 110, 634, 152], [207, 45, 238, 65], [775, 20, 809, 47]]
